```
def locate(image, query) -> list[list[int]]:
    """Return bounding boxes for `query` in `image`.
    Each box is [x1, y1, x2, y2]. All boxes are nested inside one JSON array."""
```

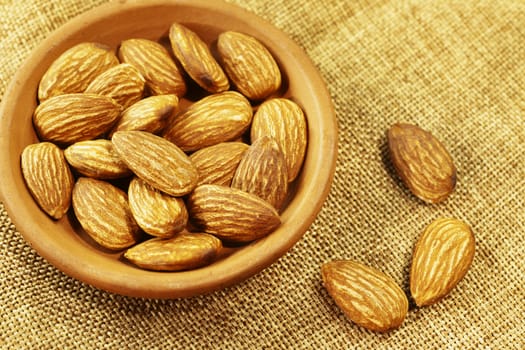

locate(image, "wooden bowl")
[[0, 0, 337, 298]]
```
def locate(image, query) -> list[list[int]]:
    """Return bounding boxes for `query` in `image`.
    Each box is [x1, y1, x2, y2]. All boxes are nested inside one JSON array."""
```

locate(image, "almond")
[[190, 142, 249, 186], [163, 91, 252, 151], [169, 22, 229, 93], [187, 184, 281, 243], [110, 94, 179, 136], [231, 136, 288, 210], [321, 260, 408, 332], [410, 218, 475, 307], [251, 98, 307, 182], [111, 130, 198, 196], [217, 31, 281, 100], [387, 123, 456, 203], [21, 142, 74, 219], [84, 63, 145, 109], [118, 38, 187, 97], [124, 232, 222, 271], [38, 42, 119, 102], [128, 177, 188, 238], [64, 139, 131, 179], [33, 93, 122, 146], [72, 177, 140, 250]]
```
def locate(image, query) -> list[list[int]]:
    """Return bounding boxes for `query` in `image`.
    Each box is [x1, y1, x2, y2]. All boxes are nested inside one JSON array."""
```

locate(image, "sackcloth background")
[[1, 0, 524, 348]]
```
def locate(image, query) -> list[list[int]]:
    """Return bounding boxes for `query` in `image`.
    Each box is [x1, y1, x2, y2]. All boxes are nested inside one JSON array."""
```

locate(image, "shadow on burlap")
[[1, 0, 523, 348]]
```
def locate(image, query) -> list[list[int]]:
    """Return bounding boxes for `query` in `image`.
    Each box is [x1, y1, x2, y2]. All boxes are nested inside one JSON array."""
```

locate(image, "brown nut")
[[72, 177, 141, 250], [322, 260, 408, 332], [111, 130, 198, 197], [387, 123, 456, 203], [187, 184, 281, 243], [217, 30, 281, 100], [168, 22, 229, 93], [38, 42, 119, 101], [410, 218, 475, 307], [21, 142, 74, 219], [124, 232, 222, 271]]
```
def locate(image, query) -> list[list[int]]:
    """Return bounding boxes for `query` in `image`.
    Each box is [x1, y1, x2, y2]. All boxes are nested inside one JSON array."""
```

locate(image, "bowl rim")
[[0, 0, 338, 298]]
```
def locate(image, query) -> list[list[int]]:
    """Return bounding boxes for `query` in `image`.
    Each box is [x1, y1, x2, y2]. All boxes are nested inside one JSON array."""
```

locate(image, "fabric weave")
[[1, 0, 524, 348]]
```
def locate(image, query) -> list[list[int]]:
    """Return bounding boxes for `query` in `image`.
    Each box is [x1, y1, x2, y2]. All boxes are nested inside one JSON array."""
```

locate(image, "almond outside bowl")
[[0, 0, 338, 298]]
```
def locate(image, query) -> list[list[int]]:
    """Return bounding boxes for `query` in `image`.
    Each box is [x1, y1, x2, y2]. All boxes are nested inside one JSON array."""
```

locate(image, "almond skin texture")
[[72, 177, 140, 250], [38, 42, 119, 102], [190, 142, 249, 186], [387, 123, 456, 204], [33, 93, 122, 146], [124, 232, 222, 271], [128, 177, 188, 238], [187, 184, 281, 243], [231, 136, 288, 211], [163, 91, 252, 152], [111, 131, 198, 197], [251, 98, 307, 182], [64, 139, 131, 179], [110, 94, 179, 136], [118, 38, 187, 97], [169, 22, 229, 93], [84, 63, 145, 109], [410, 218, 475, 307], [21, 142, 74, 219], [321, 260, 409, 333], [217, 31, 281, 100]]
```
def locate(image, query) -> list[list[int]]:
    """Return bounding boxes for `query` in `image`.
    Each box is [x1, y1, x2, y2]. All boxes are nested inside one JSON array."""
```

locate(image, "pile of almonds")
[[20, 16, 474, 332], [321, 123, 476, 332], [21, 22, 307, 271]]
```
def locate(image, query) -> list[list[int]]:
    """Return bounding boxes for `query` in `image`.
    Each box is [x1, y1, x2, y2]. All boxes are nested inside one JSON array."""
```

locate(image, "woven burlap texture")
[[1, 0, 524, 348]]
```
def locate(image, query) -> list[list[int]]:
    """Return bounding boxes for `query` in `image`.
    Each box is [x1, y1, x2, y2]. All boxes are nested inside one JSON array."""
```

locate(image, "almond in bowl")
[[0, 0, 337, 298]]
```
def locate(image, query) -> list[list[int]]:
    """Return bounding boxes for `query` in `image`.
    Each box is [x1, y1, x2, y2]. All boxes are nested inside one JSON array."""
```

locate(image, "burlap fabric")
[[1, 0, 524, 348]]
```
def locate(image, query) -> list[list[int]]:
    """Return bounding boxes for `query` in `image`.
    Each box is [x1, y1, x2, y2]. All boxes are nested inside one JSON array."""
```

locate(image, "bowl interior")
[[0, 0, 337, 298]]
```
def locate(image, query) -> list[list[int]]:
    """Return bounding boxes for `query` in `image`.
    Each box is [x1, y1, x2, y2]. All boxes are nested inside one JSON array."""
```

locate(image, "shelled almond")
[[387, 123, 456, 203], [33, 93, 122, 145], [21, 142, 74, 219], [64, 139, 131, 180], [84, 63, 145, 109], [321, 260, 408, 332], [410, 218, 475, 306], [72, 177, 141, 250], [38, 42, 119, 101], [21, 21, 307, 272]]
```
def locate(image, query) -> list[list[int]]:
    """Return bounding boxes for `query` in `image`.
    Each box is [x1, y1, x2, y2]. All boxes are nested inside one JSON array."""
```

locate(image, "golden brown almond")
[[251, 98, 307, 182], [321, 260, 408, 332], [163, 91, 252, 151], [110, 94, 179, 136], [64, 139, 131, 179], [72, 177, 140, 250], [217, 31, 281, 100], [111, 130, 198, 196], [33, 93, 122, 145], [169, 22, 229, 93], [84, 63, 145, 109], [387, 123, 456, 204], [38, 42, 119, 102], [410, 218, 475, 307], [21, 142, 74, 219], [118, 38, 187, 97], [231, 136, 288, 210], [187, 184, 281, 243], [189, 142, 249, 186], [124, 232, 222, 271], [128, 177, 188, 238]]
